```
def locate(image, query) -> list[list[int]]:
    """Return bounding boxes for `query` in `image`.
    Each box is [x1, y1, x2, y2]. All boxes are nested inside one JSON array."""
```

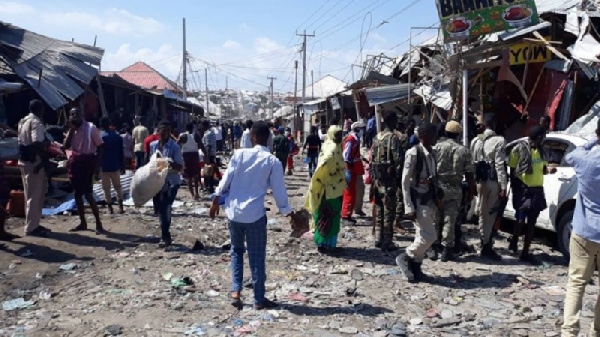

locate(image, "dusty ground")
[[0, 164, 596, 337]]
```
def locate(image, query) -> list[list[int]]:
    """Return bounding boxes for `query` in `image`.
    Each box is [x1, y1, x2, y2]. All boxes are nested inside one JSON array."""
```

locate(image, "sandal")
[[231, 291, 242, 309]]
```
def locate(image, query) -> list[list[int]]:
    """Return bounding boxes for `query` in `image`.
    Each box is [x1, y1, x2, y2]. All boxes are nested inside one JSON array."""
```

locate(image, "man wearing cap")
[[18, 100, 51, 236], [431, 121, 475, 261], [342, 122, 365, 225]]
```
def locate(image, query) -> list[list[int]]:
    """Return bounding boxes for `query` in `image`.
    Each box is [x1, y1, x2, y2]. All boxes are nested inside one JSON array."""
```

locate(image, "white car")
[[503, 133, 591, 259]]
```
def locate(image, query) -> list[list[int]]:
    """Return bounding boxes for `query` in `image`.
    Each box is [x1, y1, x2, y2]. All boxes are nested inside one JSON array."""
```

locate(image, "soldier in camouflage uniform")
[[371, 112, 404, 252], [432, 121, 476, 262]]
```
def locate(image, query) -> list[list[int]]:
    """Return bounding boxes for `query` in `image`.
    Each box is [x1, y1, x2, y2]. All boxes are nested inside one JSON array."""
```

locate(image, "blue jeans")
[[308, 153, 318, 177], [153, 183, 179, 243], [134, 151, 145, 169], [229, 216, 267, 304]]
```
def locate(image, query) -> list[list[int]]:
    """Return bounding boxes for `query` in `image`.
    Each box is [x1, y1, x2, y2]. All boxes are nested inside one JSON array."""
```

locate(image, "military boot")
[[427, 244, 442, 261], [480, 241, 502, 261], [409, 260, 429, 283], [395, 253, 414, 282], [440, 246, 454, 262]]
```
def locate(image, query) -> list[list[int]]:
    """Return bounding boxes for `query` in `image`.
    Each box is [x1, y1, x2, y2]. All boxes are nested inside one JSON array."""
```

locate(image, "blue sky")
[[0, 0, 440, 92]]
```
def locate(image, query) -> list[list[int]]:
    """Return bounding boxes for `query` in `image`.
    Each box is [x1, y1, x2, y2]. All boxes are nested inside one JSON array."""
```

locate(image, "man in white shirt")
[[240, 119, 253, 149], [132, 117, 149, 169], [210, 121, 299, 310]]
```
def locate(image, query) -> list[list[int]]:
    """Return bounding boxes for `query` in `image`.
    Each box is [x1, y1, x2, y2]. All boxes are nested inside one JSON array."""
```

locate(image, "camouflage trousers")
[[374, 189, 396, 248], [434, 197, 461, 248]]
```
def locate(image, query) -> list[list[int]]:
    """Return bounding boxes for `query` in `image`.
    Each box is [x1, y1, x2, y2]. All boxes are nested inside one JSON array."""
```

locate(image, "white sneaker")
[[395, 253, 414, 282]]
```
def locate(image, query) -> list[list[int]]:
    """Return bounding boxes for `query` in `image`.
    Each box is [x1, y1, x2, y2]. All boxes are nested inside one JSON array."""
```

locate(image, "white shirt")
[[213, 126, 223, 141], [240, 129, 252, 149], [215, 145, 292, 223]]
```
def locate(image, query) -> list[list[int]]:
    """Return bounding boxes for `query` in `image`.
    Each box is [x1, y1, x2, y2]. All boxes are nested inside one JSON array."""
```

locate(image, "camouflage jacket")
[[371, 129, 405, 192], [433, 137, 474, 200]]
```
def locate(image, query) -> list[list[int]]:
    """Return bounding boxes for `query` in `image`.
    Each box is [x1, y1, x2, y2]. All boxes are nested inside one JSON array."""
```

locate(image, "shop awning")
[[364, 83, 411, 107]]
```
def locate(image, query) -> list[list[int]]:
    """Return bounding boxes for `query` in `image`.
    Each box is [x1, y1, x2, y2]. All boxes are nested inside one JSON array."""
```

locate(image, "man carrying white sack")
[[149, 120, 182, 248]]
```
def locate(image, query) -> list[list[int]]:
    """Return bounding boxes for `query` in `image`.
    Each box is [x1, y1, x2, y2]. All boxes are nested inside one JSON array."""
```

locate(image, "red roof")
[[101, 62, 181, 93]]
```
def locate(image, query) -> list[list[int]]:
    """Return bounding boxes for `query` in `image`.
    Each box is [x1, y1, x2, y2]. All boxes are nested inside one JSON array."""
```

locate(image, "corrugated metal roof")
[[101, 62, 181, 92], [365, 83, 411, 107], [413, 85, 453, 110], [0, 21, 103, 110], [535, 0, 581, 14], [296, 75, 347, 99]]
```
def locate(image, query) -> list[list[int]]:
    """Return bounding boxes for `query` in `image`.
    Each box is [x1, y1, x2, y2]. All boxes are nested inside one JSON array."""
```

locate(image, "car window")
[[543, 139, 570, 166]]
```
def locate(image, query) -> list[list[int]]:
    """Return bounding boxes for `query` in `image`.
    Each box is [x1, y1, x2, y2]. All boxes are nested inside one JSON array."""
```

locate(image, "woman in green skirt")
[[305, 125, 346, 253]]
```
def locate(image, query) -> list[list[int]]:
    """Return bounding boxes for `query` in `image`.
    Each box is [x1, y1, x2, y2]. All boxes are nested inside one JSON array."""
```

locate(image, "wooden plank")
[[532, 31, 569, 61]]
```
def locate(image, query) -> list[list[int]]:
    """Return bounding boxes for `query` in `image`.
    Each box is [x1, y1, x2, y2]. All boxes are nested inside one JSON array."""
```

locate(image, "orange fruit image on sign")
[[480, 24, 492, 33], [490, 11, 501, 20], [470, 29, 480, 37], [495, 21, 505, 29]]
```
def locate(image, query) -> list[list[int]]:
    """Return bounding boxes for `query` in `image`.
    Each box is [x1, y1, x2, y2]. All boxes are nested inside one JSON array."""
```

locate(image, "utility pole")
[[225, 76, 228, 91], [296, 30, 315, 134], [311, 70, 314, 100], [267, 76, 276, 119], [182, 18, 187, 99], [293, 60, 299, 131], [205, 67, 209, 116]]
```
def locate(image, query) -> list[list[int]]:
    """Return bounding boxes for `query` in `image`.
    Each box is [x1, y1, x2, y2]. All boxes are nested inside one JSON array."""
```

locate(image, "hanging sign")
[[509, 36, 551, 65], [436, 0, 539, 42]]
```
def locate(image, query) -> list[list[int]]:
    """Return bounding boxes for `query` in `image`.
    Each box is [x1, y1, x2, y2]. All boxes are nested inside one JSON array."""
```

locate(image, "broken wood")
[[533, 31, 569, 61]]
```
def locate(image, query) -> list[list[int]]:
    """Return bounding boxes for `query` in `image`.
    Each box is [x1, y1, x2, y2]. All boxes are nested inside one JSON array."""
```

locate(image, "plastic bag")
[[130, 152, 168, 207]]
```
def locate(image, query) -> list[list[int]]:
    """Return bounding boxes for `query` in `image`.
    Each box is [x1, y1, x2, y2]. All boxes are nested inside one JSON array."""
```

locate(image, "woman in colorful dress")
[[305, 125, 346, 253]]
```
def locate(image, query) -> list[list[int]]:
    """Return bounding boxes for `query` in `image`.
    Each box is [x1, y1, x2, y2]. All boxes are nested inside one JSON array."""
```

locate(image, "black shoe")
[[158, 240, 172, 248], [255, 299, 278, 310], [508, 239, 518, 254], [0, 232, 20, 241], [381, 243, 399, 252], [69, 224, 87, 232], [26, 226, 51, 237], [375, 241, 382, 249], [480, 243, 502, 261], [520, 253, 540, 266], [409, 260, 429, 283], [427, 245, 441, 261], [440, 247, 454, 262], [355, 210, 367, 217]]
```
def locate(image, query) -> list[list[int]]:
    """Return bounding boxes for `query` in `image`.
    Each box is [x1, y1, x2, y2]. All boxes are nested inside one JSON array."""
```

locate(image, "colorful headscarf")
[[304, 125, 346, 215]]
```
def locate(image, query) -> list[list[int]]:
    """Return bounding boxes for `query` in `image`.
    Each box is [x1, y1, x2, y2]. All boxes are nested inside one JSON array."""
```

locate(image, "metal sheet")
[[0, 21, 103, 110], [364, 84, 411, 107]]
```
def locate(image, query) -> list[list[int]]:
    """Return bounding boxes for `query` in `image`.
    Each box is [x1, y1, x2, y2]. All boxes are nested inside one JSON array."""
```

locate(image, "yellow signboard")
[[509, 38, 551, 65]]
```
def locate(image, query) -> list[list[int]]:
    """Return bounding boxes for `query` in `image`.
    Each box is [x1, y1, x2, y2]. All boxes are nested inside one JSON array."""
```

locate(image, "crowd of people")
[[4, 99, 600, 333]]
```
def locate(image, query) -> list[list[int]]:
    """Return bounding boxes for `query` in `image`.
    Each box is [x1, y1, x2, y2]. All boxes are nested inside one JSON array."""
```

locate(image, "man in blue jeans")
[[210, 121, 300, 310], [150, 120, 183, 248], [302, 126, 321, 178]]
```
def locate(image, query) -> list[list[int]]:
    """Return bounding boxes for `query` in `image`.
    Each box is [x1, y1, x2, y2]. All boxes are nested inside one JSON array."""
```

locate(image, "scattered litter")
[[184, 326, 206, 335], [287, 292, 308, 302], [162, 272, 173, 281], [192, 208, 208, 215], [105, 324, 123, 336], [543, 286, 566, 296], [2, 298, 35, 311], [59, 263, 78, 271], [205, 290, 220, 297], [39, 291, 52, 300]]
